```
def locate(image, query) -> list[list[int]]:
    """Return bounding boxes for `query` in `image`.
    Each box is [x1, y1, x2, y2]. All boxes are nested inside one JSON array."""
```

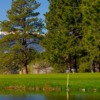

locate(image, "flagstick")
[[67, 73, 69, 90]]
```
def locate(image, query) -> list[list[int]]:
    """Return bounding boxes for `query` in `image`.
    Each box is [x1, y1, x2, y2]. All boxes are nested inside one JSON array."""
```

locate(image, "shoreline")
[[0, 73, 100, 92]]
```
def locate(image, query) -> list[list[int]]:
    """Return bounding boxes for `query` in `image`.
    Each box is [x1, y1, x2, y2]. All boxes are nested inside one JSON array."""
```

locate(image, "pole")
[[67, 74, 69, 89]]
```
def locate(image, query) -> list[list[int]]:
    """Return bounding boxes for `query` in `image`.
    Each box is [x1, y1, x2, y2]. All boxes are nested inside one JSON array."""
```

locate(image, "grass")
[[69, 73, 100, 91], [0, 73, 100, 91], [0, 74, 66, 91]]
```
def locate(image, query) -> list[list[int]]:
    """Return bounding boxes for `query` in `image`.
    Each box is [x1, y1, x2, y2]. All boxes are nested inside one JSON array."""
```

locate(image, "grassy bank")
[[0, 73, 100, 91], [0, 74, 66, 91], [69, 73, 100, 91]]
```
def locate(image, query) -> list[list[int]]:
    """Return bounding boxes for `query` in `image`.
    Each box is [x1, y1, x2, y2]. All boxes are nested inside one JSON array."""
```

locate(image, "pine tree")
[[0, 0, 43, 74], [42, 0, 82, 72], [42, 0, 100, 73], [79, 0, 100, 72]]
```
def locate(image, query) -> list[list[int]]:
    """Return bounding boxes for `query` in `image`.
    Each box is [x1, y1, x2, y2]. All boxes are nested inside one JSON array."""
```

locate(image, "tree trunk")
[[68, 54, 72, 73], [23, 57, 28, 74], [23, 66, 28, 74], [22, 38, 28, 74], [74, 54, 77, 73]]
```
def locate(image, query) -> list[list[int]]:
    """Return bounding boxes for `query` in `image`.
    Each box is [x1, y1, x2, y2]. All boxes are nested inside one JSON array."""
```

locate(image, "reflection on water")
[[67, 92, 100, 100], [0, 95, 46, 100], [0, 91, 100, 100], [0, 91, 66, 100]]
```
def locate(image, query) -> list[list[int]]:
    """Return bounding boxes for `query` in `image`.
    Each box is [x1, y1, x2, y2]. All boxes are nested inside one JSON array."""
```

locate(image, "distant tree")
[[0, 0, 43, 74]]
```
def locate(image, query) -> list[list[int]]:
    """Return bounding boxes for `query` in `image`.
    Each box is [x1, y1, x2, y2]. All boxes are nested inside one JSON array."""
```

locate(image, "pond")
[[0, 90, 66, 100], [68, 92, 100, 100], [0, 91, 100, 100]]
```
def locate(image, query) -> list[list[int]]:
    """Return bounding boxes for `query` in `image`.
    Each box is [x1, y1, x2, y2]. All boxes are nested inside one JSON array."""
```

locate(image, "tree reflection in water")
[[0, 95, 46, 100]]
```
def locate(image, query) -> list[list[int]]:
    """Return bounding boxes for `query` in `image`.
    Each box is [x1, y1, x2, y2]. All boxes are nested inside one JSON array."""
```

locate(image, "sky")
[[0, 0, 49, 21]]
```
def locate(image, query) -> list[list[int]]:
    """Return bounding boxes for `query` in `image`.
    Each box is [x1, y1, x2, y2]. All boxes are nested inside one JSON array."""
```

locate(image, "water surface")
[[0, 91, 100, 100], [0, 91, 66, 100]]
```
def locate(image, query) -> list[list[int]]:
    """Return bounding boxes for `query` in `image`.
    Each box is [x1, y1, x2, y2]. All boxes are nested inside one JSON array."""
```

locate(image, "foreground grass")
[[0, 73, 100, 91]]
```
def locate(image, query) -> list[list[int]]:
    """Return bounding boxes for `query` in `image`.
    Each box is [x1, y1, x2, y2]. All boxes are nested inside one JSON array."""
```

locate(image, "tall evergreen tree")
[[79, 0, 100, 72], [42, 0, 82, 72], [0, 0, 43, 74], [42, 0, 100, 73]]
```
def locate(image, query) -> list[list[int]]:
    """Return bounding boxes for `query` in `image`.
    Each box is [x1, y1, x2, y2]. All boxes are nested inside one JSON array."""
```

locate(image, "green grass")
[[0, 74, 67, 91], [0, 73, 100, 91], [69, 73, 100, 91]]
